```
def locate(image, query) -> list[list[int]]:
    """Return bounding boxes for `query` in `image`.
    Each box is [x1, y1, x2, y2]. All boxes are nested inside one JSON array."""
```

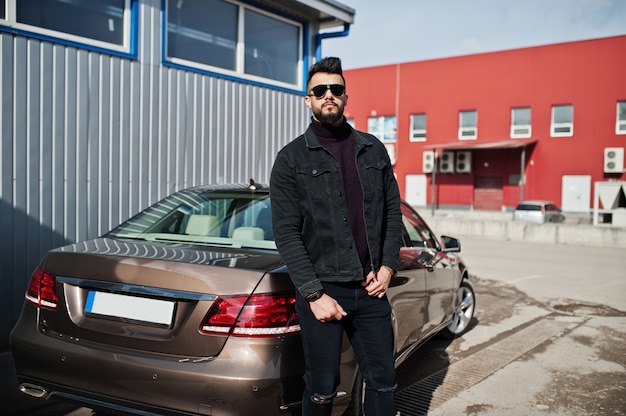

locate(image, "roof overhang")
[[295, 0, 355, 26], [423, 139, 537, 151], [263, 0, 354, 27]]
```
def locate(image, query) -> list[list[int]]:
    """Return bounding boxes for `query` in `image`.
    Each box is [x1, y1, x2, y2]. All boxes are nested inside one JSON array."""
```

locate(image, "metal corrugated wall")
[[0, 2, 310, 345]]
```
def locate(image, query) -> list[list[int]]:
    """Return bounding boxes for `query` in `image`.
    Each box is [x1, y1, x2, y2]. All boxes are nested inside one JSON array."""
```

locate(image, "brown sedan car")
[[10, 182, 475, 416]]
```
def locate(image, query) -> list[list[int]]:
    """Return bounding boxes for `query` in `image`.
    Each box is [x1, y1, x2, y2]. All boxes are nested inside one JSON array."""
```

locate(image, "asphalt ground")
[[3, 234, 625, 415], [414, 236, 626, 416]]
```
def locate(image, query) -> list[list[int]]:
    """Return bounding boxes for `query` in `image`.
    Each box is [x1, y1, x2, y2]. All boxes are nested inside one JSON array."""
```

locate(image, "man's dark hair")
[[307, 57, 345, 87]]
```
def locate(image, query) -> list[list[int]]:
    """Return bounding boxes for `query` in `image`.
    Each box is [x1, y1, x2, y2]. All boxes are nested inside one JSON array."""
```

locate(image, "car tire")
[[442, 279, 475, 339], [343, 370, 365, 416]]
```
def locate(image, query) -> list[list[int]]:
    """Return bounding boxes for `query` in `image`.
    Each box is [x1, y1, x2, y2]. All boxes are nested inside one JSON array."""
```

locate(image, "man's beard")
[[314, 106, 344, 125]]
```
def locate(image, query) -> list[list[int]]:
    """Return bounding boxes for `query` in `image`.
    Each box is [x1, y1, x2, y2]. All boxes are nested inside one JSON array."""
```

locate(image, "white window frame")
[[368, 116, 397, 142], [551, 104, 574, 137], [0, 0, 135, 56], [616, 101, 626, 135], [510, 107, 532, 138], [409, 113, 427, 142], [164, 0, 304, 91], [458, 110, 477, 140]]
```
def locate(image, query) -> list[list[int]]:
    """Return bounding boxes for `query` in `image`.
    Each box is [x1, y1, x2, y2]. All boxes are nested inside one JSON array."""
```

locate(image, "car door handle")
[[417, 250, 435, 271]]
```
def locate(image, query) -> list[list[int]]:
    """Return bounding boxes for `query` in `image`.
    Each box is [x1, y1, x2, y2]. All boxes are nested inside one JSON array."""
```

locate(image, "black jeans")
[[296, 281, 397, 416]]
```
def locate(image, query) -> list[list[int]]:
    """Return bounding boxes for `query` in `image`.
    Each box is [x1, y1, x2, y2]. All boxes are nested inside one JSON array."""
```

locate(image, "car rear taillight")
[[200, 292, 300, 337], [25, 267, 58, 310]]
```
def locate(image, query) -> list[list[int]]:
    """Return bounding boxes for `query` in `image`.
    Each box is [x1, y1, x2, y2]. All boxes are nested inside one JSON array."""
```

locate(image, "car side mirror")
[[441, 235, 461, 252]]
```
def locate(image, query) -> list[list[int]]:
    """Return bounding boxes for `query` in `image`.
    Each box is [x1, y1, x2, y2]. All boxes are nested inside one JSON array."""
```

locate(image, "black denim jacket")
[[270, 125, 403, 297]]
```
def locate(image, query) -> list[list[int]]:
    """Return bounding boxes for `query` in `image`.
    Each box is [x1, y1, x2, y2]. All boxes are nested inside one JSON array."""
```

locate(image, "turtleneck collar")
[[311, 117, 352, 141]]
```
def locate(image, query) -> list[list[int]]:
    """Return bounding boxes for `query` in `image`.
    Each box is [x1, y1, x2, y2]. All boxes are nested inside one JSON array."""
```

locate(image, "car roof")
[[517, 200, 556, 205]]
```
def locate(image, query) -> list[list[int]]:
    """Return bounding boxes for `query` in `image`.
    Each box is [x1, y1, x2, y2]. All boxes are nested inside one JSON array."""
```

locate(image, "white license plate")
[[85, 291, 175, 327]]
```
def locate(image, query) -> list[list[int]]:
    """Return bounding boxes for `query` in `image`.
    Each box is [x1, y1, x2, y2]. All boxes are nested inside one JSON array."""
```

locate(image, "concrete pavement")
[[420, 235, 626, 416]]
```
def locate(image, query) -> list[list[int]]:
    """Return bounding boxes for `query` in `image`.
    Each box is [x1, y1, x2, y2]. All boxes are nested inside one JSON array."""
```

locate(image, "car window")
[[516, 203, 540, 211], [401, 204, 437, 248], [108, 190, 276, 249]]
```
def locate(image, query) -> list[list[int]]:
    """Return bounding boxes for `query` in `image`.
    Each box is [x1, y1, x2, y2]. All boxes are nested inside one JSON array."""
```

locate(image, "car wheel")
[[442, 279, 475, 339], [343, 370, 365, 416]]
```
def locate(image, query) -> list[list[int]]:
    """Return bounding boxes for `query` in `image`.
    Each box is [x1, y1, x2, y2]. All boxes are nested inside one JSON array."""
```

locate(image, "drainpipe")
[[431, 149, 438, 217], [315, 24, 351, 61], [520, 146, 526, 201]]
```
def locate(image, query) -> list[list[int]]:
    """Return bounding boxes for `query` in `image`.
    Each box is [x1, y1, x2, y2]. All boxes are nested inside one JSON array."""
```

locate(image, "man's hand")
[[309, 294, 347, 322], [362, 266, 393, 298]]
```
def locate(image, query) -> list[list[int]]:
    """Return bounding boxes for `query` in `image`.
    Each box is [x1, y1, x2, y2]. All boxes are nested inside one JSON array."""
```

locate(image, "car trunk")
[[35, 237, 283, 358]]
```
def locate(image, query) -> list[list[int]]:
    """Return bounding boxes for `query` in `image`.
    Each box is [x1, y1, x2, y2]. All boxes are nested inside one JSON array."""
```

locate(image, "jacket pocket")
[[295, 163, 335, 200], [362, 159, 387, 193]]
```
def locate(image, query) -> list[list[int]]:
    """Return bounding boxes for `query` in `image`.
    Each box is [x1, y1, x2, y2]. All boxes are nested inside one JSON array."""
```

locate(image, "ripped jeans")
[[296, 281, 397, 416]]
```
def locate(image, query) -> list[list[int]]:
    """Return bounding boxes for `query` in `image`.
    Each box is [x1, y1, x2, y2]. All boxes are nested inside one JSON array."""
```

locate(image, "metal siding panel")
[[13, 37, 29, 300], [137, 53, 152, 211], [26, 40, 42, 277], [1, 1, 314, 345], [52, 44, 68, 249], [86, 52, 100, 240], [174, 69, 182, 190], [0, 34, 16, 343], [118, 59, 132, 226], [129, 60, 141, 218], [158, 66, 170, 199], [76, 49, 90, 242], [97, 55, 110, 236], [108, 57, 122, 231], [188, 73, 201, 186], [40, 43, 54, 253], [64, 47, 78, 242]]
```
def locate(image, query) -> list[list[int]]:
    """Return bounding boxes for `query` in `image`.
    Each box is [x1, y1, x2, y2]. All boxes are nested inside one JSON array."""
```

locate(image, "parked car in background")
[[513, 200, 565, 224], [11, 181, 475, 416]]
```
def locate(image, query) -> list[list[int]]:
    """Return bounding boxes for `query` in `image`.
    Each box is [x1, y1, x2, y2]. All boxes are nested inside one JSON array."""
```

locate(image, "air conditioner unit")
[[422, 150, 435, 173], [455, 151, 472, 173], [439, 151, 455, 173], [604, 147, 624, 173]]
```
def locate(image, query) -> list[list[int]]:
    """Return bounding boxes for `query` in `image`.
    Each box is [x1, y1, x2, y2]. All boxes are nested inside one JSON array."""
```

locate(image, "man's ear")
[[304, 95, 312, 109]]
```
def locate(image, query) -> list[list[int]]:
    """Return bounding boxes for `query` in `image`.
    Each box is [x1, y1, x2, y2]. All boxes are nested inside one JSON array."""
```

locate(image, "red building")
[[343, 35, 626, 213]]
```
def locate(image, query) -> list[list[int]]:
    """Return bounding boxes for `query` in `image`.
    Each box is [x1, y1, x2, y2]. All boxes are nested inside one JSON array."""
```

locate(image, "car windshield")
[[107, 189, 276, 250]]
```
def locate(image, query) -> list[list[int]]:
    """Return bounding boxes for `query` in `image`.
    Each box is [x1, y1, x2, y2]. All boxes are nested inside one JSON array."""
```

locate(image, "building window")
[[551, 104, 574, 137], [166, 0, 302, 89], [617, 101, 626, 135], [409, 113, 427, 142], [459, 110, 477, 140], [368, 116, 397, 142], [510, 107, 532, 138], [0, 0, 134, 55]]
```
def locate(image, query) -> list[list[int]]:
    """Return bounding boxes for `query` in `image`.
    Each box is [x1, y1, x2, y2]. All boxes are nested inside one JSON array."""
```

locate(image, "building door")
[[561, 175, 591, 213], [405, 174, 427, 207], [474, 176, 504, 210]]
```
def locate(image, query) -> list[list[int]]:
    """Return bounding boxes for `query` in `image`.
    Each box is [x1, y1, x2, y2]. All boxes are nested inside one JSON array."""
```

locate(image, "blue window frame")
[[0, 0, 137, 57], [164, 0, 304, 91]]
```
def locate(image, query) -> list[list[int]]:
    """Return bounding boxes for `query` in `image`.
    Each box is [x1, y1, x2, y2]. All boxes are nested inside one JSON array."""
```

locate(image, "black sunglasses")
[[309, 84, 346, 98]]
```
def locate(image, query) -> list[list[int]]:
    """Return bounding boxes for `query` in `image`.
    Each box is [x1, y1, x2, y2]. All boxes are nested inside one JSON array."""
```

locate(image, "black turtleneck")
[[311, 118, 371, 276]]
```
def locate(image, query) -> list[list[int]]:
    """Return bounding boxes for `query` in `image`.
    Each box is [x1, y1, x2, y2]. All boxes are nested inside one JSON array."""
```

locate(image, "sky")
[[322, 0, 626, 69]]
